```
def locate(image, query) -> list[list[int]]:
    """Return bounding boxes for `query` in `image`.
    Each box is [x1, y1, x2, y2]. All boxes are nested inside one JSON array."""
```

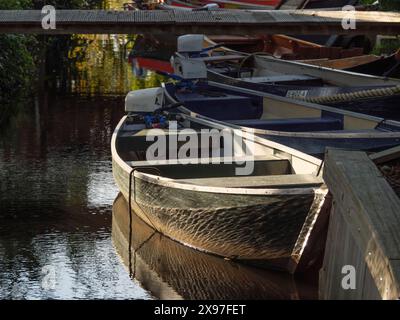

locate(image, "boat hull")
[[112, 155, 326, 273], [112, 193, 318, 299]]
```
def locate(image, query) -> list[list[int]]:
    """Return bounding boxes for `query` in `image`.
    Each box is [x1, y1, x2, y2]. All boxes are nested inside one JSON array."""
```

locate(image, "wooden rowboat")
[[206, 34, 365, 60], [112, 111, 327, 273], [300, 54, 381, 70], [346, 51, 400, 79]]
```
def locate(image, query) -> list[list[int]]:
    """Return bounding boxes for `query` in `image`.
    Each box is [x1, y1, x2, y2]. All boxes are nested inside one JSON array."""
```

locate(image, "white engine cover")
[[177, 34, 204, 53], [125, 87, 164, 113], [171, 54, 207, 80]]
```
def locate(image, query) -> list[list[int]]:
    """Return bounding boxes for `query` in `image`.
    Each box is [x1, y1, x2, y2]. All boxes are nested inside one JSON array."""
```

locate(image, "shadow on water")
[[112, 193, 318, 300]]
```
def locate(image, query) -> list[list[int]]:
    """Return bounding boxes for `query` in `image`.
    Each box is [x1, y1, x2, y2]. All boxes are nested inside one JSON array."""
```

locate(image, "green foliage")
[[360, 0, 376, 4], [0, 0, 32, 9], [372, 38, 400, 55], [31, 0, 102, 9], [0, 0, 36, 124], [0, 0, 104, 125], [380, 0, 400, 10], [360, 0, 400, 10]]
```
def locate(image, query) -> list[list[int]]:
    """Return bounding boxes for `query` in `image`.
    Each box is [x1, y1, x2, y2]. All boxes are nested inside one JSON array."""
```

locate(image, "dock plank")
[[320, 149, 400, 299], [0, 10, 399, 35]]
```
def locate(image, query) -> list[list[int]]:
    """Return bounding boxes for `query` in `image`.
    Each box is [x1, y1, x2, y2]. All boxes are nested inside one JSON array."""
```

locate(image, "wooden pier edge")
[[319, 148, 400, 300], [1, 10, 400, 35]]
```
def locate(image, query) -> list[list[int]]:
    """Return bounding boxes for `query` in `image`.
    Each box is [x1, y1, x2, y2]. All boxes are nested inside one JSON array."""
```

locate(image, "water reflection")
[[0, 95, 152, 299], [112, 194, 318, 300], [47, 33, 167, 95]]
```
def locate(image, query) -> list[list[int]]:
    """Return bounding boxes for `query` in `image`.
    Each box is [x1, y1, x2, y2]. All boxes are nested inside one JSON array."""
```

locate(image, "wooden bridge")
[[0, 10, 399, 35]]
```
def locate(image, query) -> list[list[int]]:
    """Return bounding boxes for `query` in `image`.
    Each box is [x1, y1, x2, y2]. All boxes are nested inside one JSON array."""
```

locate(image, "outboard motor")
[[170, 34, 208, 81], [125, 87, 164, 113], [124, 34, 210, 115]]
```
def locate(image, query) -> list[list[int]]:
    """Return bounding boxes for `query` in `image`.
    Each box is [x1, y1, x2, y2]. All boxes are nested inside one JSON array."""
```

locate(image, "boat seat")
[[228, 117, 343, 132], [241, 74, 322, 85], [177, 174, 323, 188], [175, 92, 262, 120], [128, 155, 293, 179]]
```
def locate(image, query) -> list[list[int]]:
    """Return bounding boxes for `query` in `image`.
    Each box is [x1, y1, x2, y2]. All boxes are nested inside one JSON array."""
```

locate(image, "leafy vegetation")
[[0, 0, 105, 125], [0, 1, 36, 125], [380, 0, 400, 10], [360, 0, 400, 9]]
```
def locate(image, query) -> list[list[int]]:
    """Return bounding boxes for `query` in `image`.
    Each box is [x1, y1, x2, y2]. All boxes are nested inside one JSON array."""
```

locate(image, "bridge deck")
[[0, 10, 399, 35]]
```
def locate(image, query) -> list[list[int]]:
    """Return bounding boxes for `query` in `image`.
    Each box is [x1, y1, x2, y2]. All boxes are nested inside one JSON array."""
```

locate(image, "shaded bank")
[[0, 0, 105, 126], [0, 1, 36, 125]]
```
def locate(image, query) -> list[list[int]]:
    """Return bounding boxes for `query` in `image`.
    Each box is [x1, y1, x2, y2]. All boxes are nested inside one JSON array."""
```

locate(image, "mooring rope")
[[127, 167, 161, 279], [297, 85, 400, 104], [128, 169, 135, 278]]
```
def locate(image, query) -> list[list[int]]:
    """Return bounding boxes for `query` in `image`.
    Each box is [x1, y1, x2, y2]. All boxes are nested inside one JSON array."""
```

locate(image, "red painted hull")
[[167, 0, 281, 9], [136, 57, 173, 73]]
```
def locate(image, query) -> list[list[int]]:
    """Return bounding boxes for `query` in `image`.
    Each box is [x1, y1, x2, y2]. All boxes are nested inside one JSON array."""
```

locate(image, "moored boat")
[[162, 80, 400, 157], [250, 55, 400, 86], [126, 34, 400, 159], [346, 50, 400, 79], [112, 106, 327, 273]]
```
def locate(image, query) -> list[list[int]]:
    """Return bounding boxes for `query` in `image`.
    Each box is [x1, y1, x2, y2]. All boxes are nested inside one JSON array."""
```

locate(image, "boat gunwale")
[[112, 116, 324, 196], [198, 79, 400, 139], [162, 80, 400, 139], [253, 55, 400, 85]]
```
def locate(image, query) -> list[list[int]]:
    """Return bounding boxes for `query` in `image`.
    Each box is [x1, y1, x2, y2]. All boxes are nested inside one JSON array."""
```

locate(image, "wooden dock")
[[320, 148, 400, 300], [0, 10, 400, 35]]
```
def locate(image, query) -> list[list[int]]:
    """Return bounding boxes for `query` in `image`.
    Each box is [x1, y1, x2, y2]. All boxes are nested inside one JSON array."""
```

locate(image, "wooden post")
[[320, 149, 400, 300]]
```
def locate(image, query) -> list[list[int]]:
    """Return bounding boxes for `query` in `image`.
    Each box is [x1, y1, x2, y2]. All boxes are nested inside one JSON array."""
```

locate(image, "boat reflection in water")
[[112, 193, 317, 300]]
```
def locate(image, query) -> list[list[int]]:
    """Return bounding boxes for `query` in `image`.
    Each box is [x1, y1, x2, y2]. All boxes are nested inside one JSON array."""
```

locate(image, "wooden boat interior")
[[114, 115, 323, 188], [205, 32, 364, 60], [346, 51, 400, 79], [299, 54, 381, 70]]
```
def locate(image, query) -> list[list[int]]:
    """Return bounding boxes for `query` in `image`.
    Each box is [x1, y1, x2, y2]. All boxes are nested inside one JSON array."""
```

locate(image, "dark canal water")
[[0, 5, 318, 299]]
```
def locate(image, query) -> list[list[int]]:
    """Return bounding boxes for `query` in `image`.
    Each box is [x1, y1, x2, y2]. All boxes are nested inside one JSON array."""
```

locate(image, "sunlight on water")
[[0, 96, 152, 299]]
